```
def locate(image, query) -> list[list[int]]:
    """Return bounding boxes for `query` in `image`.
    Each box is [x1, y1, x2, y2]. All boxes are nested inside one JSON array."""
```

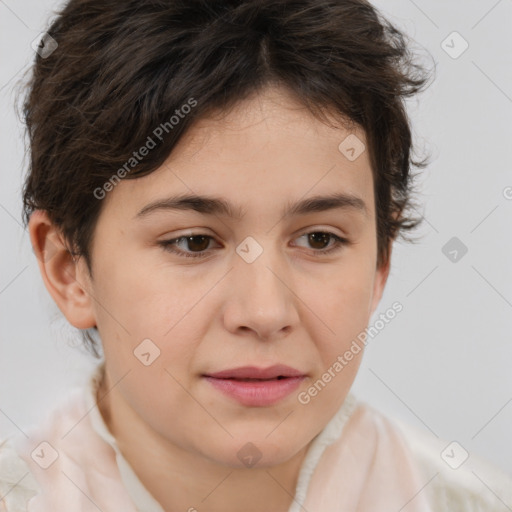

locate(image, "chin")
[[204, 434, 304, 470]]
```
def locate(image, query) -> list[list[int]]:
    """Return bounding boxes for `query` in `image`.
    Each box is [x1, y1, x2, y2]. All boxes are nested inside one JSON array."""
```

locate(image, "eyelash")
[[158, 231, 350, 259]]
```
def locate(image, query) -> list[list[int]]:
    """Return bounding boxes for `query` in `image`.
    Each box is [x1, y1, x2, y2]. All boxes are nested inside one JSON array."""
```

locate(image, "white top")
[[1, 361, 511, 511]]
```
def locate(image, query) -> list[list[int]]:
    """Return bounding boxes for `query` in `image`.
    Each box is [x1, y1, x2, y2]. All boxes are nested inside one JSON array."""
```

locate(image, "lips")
[[203, 364, 306, 380], [202, 365, 307, 406]]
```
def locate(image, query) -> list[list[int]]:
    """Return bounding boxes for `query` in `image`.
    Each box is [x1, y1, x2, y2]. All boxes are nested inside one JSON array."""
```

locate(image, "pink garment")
[[13, 388, 139, 512], [298, 405, 431, 512], [11, 370, 432, 512]]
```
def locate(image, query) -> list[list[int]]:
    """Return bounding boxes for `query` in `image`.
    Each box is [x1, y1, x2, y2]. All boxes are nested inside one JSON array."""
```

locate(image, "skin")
[[29, 85, 392, 512]]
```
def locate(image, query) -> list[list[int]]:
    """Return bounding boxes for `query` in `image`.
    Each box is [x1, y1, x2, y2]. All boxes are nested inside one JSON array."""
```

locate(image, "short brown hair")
[[20, 0, 433, 357]]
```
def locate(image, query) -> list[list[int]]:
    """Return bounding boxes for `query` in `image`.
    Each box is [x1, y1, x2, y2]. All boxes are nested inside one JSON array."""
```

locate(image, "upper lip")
[[203, 364, 306, 380]]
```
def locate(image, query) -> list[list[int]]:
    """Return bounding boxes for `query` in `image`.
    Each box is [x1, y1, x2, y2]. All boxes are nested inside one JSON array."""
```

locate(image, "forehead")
[[102, 87, 374, 224]]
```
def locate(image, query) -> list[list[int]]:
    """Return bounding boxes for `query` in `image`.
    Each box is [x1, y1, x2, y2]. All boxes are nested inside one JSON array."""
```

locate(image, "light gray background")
[[1, 0, 511, 475]]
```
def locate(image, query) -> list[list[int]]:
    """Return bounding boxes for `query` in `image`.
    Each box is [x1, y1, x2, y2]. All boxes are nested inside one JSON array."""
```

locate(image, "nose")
[[222, 243, 300, 341]]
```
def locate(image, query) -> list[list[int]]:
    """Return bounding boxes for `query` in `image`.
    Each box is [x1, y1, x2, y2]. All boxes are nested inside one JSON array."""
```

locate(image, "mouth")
[[203, 364, 306, 380], [216, 376, 288, 381], [202, 365, 307, 406]]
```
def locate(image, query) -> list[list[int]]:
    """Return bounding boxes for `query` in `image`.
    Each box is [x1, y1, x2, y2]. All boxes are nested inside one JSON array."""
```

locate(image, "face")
[[76, 86, 389, 467]]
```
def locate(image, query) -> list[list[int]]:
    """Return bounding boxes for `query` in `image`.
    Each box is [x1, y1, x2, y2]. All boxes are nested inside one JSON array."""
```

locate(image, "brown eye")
[[307, 232, 332, 250], [183, 235, 211, 252], [294, 231, 348, 255], [159, 234, 217, 258]]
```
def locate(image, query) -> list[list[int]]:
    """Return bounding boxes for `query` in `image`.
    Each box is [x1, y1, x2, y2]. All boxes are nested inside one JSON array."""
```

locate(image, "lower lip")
[[203, 376, 306, 406]]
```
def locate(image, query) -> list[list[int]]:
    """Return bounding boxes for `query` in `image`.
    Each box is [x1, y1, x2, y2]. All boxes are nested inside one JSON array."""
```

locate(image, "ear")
[[368, 240, 393, 318], [28, 210, 96, 329]]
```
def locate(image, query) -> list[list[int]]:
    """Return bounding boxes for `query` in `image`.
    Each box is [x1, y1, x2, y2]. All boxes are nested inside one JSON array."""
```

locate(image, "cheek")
[[310, 260, 376, 362], [323, 257, 375, 316], [300, 268, 372, 415], [116, 364, 202, 447], [94, 253, 191, 329]]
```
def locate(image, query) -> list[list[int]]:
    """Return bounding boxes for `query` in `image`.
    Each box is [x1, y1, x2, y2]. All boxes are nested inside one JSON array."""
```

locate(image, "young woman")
[[1, 1, 511, 510]]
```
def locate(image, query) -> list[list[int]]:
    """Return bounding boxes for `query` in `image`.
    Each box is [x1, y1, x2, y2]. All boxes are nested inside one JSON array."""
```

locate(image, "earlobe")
[[28, 210, 96, 330]]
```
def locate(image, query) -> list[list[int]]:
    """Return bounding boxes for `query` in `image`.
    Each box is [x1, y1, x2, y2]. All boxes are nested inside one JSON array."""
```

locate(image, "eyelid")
[[294, 225, 347, 239]]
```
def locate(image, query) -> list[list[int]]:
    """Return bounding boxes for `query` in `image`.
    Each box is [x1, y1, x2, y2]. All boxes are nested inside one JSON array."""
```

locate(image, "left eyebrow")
[[134, 192, 369, 220], [282, 192, 369, 220]]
